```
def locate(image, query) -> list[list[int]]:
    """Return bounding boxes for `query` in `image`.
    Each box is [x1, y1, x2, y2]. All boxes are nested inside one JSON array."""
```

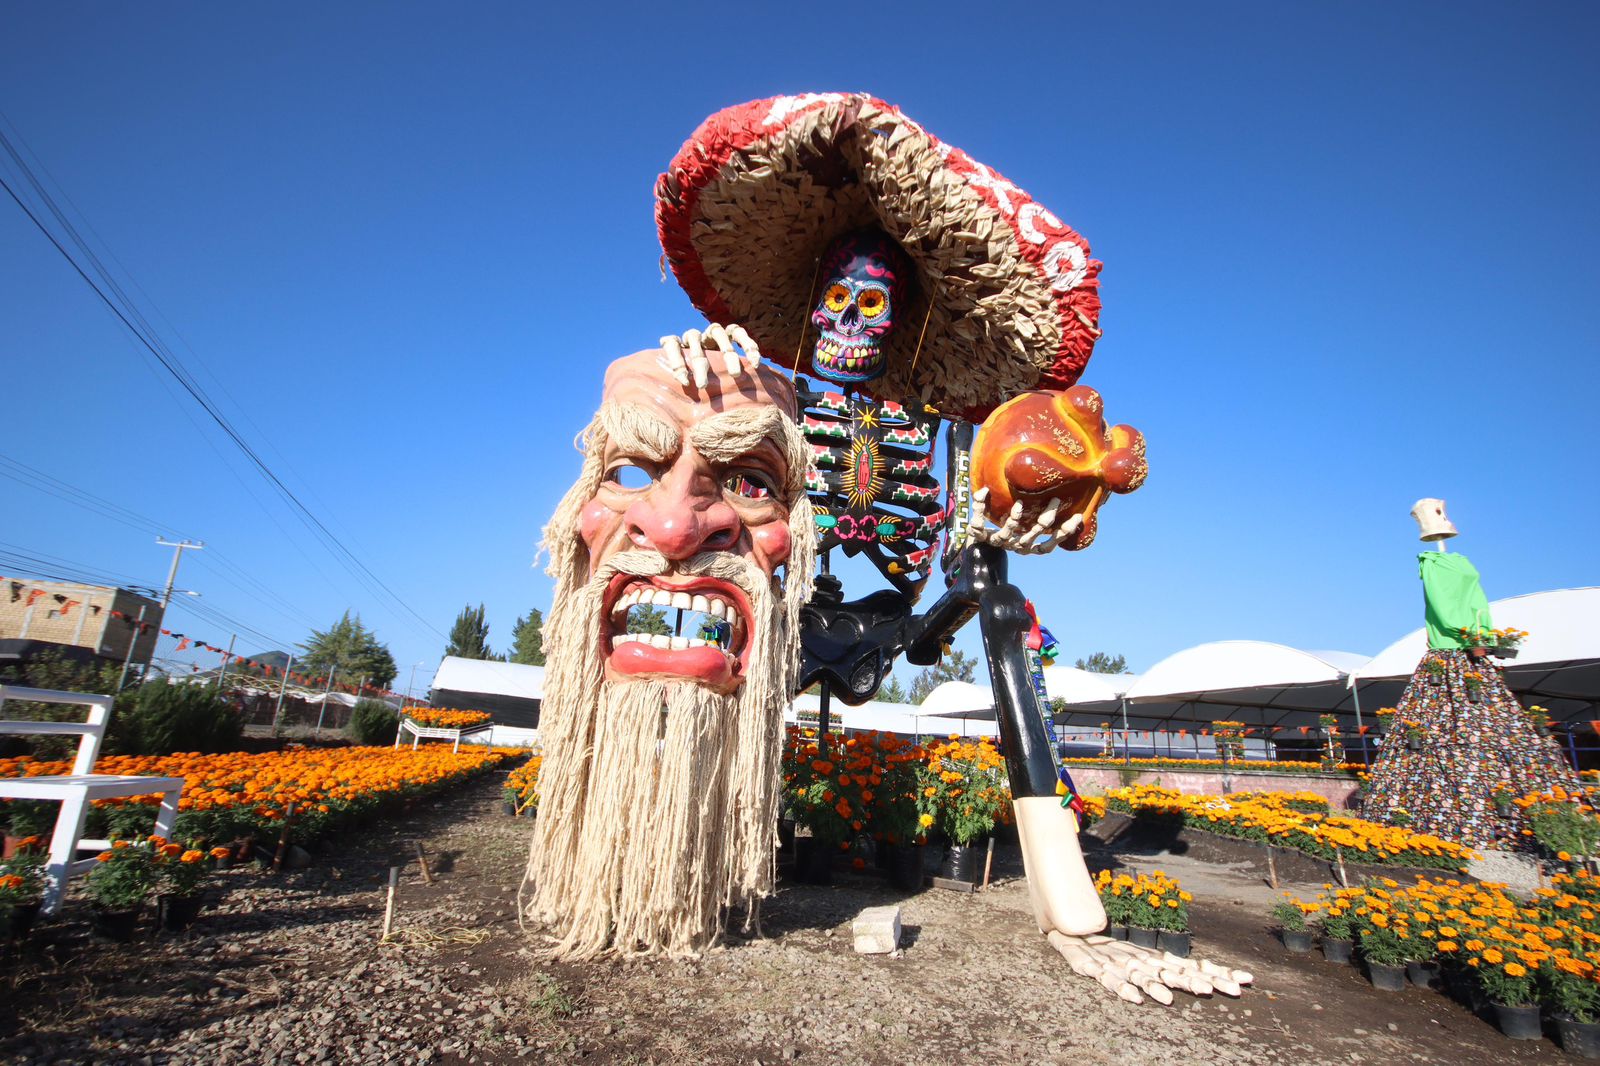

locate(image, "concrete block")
[[851, 905, 901, 954]]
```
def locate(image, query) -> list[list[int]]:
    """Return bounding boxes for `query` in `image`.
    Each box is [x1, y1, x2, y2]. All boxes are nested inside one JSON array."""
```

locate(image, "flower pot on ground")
[[939, 840, 986, 884], [1127, 926, 1160, 949], [1557, 1015, 1600, 1059], [1321, 938, 1353, 964], [2, 899, 41, 940], [1105, 924, 1128, 941], [886, 842, 925, 893], [90, 904, 143, 941], [157, 893, 205, 931], [793, 836, 836, 885], [1493, 1003, 1543, 1041], [1157, 930, 1191, 958], [1272, 898, 1314, 952], [84, 840, 158, 918], [1406, 960, 1439, 989], [1366, 962, 1406, 991]]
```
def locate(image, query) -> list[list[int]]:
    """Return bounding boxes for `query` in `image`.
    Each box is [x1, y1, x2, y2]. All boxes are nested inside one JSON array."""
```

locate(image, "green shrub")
[[348, 700, 400, 746], [111, 683, 243, 755]]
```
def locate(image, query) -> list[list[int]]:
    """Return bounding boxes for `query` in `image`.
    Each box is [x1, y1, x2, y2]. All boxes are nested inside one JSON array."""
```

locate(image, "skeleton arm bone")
[[975, 557, 1252, 1004]]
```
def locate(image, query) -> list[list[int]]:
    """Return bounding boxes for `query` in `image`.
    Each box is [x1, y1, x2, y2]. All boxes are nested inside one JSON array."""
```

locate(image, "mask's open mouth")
[[601, 574, 754, 691], [813, 335, 885, 383]]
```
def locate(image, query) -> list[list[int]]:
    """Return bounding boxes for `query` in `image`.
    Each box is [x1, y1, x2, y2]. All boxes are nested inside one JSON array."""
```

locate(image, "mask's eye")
[[606, 461, 655, 490], [724, 472, 774, 500], [823, 284, 851, 313], [857, 288, 887, 319]]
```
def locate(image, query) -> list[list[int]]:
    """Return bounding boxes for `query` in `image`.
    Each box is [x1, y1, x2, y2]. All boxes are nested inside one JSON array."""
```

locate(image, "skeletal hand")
[[966, 486, 1084, 555], [657, 323, 762, 389], [1047, 933, 1253, 1005]]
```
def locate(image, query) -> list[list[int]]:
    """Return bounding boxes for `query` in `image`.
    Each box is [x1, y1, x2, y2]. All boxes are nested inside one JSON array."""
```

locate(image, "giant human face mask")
[[523, 350, 815, 958], [810, 229, 912, 387]]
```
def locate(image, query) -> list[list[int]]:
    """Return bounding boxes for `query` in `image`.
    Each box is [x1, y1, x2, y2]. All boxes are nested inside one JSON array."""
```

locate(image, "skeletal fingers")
[[658, 323, 763, 391], [1047, 933, 1250, 1004]]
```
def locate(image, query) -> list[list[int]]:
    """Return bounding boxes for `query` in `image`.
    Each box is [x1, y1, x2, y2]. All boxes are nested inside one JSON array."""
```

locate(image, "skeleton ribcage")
[[797, 384, 945, 600]]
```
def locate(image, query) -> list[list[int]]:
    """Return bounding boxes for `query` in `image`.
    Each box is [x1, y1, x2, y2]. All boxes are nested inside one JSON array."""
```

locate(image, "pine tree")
[[510, 608, 546, 666], [878, 675, 908, 703], [300, 611, 398, 689], [1074, 651, 1128, 674], [908, 648, 978, 704], [446, 604, 495, 660]]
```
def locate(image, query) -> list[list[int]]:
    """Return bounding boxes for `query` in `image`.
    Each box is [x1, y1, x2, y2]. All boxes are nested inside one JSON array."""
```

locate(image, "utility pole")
[[271, 653, 295, 736], [214, 633, 237, 692], [116, 605, 148, 693], [155, 539, 205, 609], [314, 667, 338, 738]]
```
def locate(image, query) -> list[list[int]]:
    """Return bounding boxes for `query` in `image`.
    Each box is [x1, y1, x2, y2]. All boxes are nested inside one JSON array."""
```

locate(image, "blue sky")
[[2, 3, 1596, 695]]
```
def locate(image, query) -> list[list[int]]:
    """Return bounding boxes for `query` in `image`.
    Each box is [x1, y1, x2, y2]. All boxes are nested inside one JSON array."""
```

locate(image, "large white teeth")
[[672, 591, 692, 610], [691, 594, 710, 614]]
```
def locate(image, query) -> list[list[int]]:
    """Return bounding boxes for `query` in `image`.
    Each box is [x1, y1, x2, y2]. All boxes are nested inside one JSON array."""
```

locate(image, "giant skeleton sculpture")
[[522, 94, 1252, 1004]]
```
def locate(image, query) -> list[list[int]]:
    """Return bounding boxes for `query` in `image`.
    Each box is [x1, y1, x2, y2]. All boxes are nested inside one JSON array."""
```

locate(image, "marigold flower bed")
[[0, 745, 517, 846], [1086, 785, 1476, 870], [403, 707, 492, 729]]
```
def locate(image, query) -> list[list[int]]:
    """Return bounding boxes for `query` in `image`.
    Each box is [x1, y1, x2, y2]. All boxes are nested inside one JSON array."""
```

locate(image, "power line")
[[0, 128, 445, 644]]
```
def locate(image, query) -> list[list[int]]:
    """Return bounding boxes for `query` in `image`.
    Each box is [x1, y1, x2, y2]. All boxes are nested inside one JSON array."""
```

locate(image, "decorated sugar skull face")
[[810, 229, 911, 386]]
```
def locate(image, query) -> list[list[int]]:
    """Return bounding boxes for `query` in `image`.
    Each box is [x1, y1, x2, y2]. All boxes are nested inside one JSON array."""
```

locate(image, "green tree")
[[1074, 651, 1128, 674], [626, 604, 673, 636], [878, 675, 908, 703], [446, 603, 497, 660], [300, 611, 398, 689], [510, 608, 547, 666], [908, 648, 979, 704]]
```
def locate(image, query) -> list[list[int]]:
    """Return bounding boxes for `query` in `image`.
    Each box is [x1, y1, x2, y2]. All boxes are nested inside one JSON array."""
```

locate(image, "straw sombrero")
[[655, 93, 1103, 419]]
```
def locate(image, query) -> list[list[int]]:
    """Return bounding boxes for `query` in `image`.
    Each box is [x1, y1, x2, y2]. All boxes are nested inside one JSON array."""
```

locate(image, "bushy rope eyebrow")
[[598, 402, 680, 464]]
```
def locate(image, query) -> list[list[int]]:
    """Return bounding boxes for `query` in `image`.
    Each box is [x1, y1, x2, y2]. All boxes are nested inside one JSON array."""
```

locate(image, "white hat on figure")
[[1411, 498, 1459, 542]]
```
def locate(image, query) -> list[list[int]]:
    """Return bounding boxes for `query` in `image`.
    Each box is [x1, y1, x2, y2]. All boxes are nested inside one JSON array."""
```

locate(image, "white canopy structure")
[[917, 680, 995, 720], [787, 690, 997, 738], [431, 657, 545, 701]]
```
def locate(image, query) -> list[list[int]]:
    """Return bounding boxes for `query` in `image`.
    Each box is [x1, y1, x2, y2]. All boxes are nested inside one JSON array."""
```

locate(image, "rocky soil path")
[[0, 771, 1576, 1065]]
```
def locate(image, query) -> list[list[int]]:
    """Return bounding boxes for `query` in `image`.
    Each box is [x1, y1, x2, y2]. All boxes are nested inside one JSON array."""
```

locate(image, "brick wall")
[[0, 580, 164, 665]]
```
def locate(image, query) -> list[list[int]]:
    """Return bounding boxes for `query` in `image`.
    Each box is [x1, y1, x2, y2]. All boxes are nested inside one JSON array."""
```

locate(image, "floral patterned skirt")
[[1362, 649, 1577, 849]]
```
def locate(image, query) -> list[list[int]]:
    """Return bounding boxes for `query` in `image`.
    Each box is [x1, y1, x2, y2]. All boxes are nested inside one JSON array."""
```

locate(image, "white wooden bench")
[[0, 685, 185, 915], [394, 716, 494, 754]]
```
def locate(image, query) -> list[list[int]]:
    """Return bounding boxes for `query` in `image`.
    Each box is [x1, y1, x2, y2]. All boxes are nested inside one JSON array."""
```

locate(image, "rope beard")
[[522, 412, 815, 958]]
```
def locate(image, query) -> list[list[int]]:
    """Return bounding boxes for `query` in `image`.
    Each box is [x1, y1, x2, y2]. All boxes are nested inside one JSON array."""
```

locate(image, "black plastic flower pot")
[[3, 900, 41, 940], [90, 905, 143, 942], [1366, 962, 1406, 991], [1157, 930, 1191, 957], [1281, 928, 1314, 953], [1127, 926, 1160, 949], [158, 893, 205, 932], [1105, 924, 1128, 941], [793, 837, 834, 885], [939, 841, 985, 884], [887, 843, 925, 893], [1493, 1002, 1543, 1041], [1557, 1015, 1600, 1058], [1405, 960, 1439, 989], [1321, 937, 1353, 964]]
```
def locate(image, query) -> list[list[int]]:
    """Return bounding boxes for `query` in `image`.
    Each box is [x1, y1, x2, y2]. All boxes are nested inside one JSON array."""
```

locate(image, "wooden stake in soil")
[[1265, 844, 1279, 890], [1334, 846, 1349, 889], [980, 836, 996, 891], [271, 802, 297, 873], [414, 840, 434, 884], [381, 866, 399, 942]]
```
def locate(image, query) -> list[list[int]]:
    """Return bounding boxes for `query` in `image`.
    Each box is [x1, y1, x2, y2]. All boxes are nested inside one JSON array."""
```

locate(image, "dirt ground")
[[0, 772, 1579, 1065]]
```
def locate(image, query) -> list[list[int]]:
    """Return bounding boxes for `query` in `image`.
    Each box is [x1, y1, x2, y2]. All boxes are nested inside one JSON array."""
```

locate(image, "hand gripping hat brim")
[[655, 93, 1103, 420]]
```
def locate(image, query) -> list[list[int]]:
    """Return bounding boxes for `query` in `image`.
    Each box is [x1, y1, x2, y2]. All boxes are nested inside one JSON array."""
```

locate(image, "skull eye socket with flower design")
[[810, 228, 912, 386]]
